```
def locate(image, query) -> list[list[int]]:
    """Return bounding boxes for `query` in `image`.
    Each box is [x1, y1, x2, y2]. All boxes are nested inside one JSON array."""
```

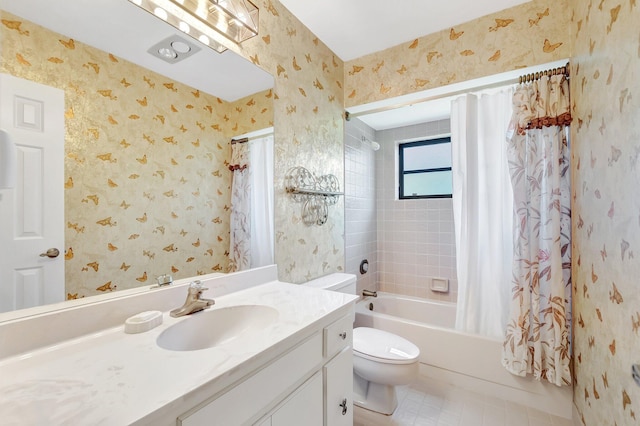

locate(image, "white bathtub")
[[354, 292, 572, 419]]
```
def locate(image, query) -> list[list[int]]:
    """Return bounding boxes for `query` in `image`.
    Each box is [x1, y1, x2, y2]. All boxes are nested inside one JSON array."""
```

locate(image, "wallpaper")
[[344, 0, 571, 107], [1, 0, 346, 291], [570, 0, 640, 424], [231, 0, 346, 283], [1, 11, 273, 298]]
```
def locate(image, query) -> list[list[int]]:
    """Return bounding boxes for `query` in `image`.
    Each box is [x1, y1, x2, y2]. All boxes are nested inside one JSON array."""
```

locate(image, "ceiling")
[[1, 0, 273, 101], [278, 0, 531, 62], [279, 0, 532, 130]]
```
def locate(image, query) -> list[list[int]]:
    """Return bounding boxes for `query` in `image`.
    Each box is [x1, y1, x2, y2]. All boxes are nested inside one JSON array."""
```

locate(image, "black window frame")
[[398, 136, 452, 199]]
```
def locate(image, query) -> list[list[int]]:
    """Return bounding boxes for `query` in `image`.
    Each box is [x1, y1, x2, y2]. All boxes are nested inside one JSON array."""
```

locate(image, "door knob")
[[39, 248, 60, 258]]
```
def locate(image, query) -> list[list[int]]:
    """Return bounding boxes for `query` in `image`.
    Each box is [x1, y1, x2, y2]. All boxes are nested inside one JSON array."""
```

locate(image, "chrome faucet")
[[362, 289, 377, 297], [170, 280, 215, 317]]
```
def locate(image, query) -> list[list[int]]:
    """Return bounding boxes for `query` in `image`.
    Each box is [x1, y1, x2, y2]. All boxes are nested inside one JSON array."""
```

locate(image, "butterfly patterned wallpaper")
[[228, 0, 347, 284], [570, 0, 640, 424], [344, 0, 571, 107], [1, 11, 273, 298]]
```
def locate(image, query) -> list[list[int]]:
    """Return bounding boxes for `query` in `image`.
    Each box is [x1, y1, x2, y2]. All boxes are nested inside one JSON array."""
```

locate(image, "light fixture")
[[129, 0, 259, 53]]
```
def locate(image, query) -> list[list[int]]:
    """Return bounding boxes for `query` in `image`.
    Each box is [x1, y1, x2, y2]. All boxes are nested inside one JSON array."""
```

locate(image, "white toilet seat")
[[353, 327, 420, 365]]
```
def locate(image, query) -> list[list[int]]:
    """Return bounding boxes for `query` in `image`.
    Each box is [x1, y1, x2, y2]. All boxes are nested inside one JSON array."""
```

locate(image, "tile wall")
[[345, 117, 458, 303], [375, 119, 458, 302], [344, 119, 377, 295]]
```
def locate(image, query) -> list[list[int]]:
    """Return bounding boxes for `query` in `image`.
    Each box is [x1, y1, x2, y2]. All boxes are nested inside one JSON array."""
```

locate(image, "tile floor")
[[353, 377, 573, 426]]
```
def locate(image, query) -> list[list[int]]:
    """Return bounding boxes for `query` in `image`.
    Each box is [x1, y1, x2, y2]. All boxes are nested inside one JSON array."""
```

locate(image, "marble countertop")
[[0, 280, 356, 425]]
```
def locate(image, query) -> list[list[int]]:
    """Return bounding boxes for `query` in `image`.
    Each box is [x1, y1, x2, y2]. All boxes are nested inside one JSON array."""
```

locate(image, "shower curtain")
[[229, 134, 274, 271], [501, 75, 572, 386], [248, 134, 274, 268], [451, 89, 514, 338]]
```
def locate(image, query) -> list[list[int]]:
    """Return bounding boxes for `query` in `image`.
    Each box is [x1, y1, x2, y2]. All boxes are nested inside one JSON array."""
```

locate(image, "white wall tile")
[[346, 118, 458, 303]]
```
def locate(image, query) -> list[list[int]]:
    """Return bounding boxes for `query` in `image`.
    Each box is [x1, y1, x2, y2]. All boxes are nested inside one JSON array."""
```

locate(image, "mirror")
[[0, 0, 274, 316]]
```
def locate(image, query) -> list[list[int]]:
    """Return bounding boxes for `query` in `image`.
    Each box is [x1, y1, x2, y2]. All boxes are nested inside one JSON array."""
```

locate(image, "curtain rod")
[[231, 132, 273, 144], [345, 78, 518, 121], [519, 62, 570, 84], [345, 60, 571, 121]]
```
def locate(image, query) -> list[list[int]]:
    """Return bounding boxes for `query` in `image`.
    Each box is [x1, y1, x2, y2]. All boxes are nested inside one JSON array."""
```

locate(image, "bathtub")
[[354, 292, 572, 419]]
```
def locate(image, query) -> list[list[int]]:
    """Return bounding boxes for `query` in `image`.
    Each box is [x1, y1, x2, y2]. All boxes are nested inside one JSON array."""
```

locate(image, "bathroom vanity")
[[0, 266, 357, 425]]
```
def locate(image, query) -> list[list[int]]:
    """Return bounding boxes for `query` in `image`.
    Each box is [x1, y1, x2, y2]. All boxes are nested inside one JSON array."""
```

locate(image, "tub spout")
[[362, 289, 377, 297]]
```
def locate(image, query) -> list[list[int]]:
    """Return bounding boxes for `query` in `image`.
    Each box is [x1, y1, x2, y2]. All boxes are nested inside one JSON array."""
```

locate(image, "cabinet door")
[[272, 373, 323, 426], [179, 334, 322, 426], [324, 348, 353, 426]]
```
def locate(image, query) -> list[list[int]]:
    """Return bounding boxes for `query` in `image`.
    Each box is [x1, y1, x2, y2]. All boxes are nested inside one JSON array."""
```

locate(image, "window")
[[399, 137, 452, 199]]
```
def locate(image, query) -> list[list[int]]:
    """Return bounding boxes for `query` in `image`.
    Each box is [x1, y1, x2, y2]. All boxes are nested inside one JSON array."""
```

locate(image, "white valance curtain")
[[451, 89, 514, 339], [229, 133, 274, 272]]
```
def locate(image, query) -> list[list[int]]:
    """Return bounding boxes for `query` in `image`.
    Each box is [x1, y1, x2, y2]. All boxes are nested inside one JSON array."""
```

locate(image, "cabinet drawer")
[[179, 333, 322, 426], [323, 315, 352, 358]]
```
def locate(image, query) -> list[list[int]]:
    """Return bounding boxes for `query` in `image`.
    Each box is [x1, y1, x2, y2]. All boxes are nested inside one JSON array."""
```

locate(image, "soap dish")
[[124, 310, 163, 334]]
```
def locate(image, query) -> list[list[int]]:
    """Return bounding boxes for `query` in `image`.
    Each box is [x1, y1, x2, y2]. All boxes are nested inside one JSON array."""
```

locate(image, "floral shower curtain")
[[229, 139, 251, 271], [228, 133, 274, 272], [501, 74, 572, 386]]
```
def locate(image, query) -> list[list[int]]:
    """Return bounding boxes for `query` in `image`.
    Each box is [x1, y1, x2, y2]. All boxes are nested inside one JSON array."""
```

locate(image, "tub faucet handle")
[[362, 289, 377, 297]]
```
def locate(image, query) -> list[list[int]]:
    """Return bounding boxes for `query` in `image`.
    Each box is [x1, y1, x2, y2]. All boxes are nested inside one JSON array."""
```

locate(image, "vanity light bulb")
[[178, 21, 190, 33], [154, 7, 168, 20], [198, 34, 210, 45], [131, 0, 142, 5]]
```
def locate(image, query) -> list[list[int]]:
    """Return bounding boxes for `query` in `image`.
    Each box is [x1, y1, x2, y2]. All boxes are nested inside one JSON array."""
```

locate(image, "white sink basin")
[[157, 305, 279, 351]]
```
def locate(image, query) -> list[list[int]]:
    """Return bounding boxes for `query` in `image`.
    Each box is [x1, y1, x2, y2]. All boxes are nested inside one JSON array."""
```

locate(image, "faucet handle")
[[189, 280, 208, 294], [156, 274, 173, 286]]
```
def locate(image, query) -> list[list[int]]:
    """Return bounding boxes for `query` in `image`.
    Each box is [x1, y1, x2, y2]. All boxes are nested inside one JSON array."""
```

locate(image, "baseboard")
[[418, 363, 573, 419]]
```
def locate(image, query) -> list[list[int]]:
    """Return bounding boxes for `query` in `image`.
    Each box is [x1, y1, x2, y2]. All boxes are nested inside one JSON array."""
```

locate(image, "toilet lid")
[[353, 327, 420, 365]]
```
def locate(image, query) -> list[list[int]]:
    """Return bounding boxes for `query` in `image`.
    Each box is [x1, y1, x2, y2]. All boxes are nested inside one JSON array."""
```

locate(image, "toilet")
[[304, 273, 420, 415]]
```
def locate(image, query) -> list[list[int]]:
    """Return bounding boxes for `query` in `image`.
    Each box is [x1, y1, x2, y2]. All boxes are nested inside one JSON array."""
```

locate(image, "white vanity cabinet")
[[0, 269, 359, 426], [178, 313, 354, 426]]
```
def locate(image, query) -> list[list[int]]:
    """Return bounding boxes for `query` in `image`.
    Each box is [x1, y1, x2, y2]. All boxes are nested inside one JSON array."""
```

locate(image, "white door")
[[0, 74, 64, 313]]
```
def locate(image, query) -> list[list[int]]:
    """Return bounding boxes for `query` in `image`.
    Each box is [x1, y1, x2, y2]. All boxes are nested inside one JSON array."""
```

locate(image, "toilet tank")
[[303, 273, 357, 295]]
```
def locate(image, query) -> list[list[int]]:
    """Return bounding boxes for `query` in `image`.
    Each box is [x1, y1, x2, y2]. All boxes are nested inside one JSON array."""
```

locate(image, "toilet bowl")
[[352, 326, 420, 415], [304, 273, 421, 415]]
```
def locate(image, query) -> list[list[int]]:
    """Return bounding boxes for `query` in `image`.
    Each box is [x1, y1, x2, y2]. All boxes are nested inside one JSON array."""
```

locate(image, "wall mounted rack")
[[285, 166, 343, 226]]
